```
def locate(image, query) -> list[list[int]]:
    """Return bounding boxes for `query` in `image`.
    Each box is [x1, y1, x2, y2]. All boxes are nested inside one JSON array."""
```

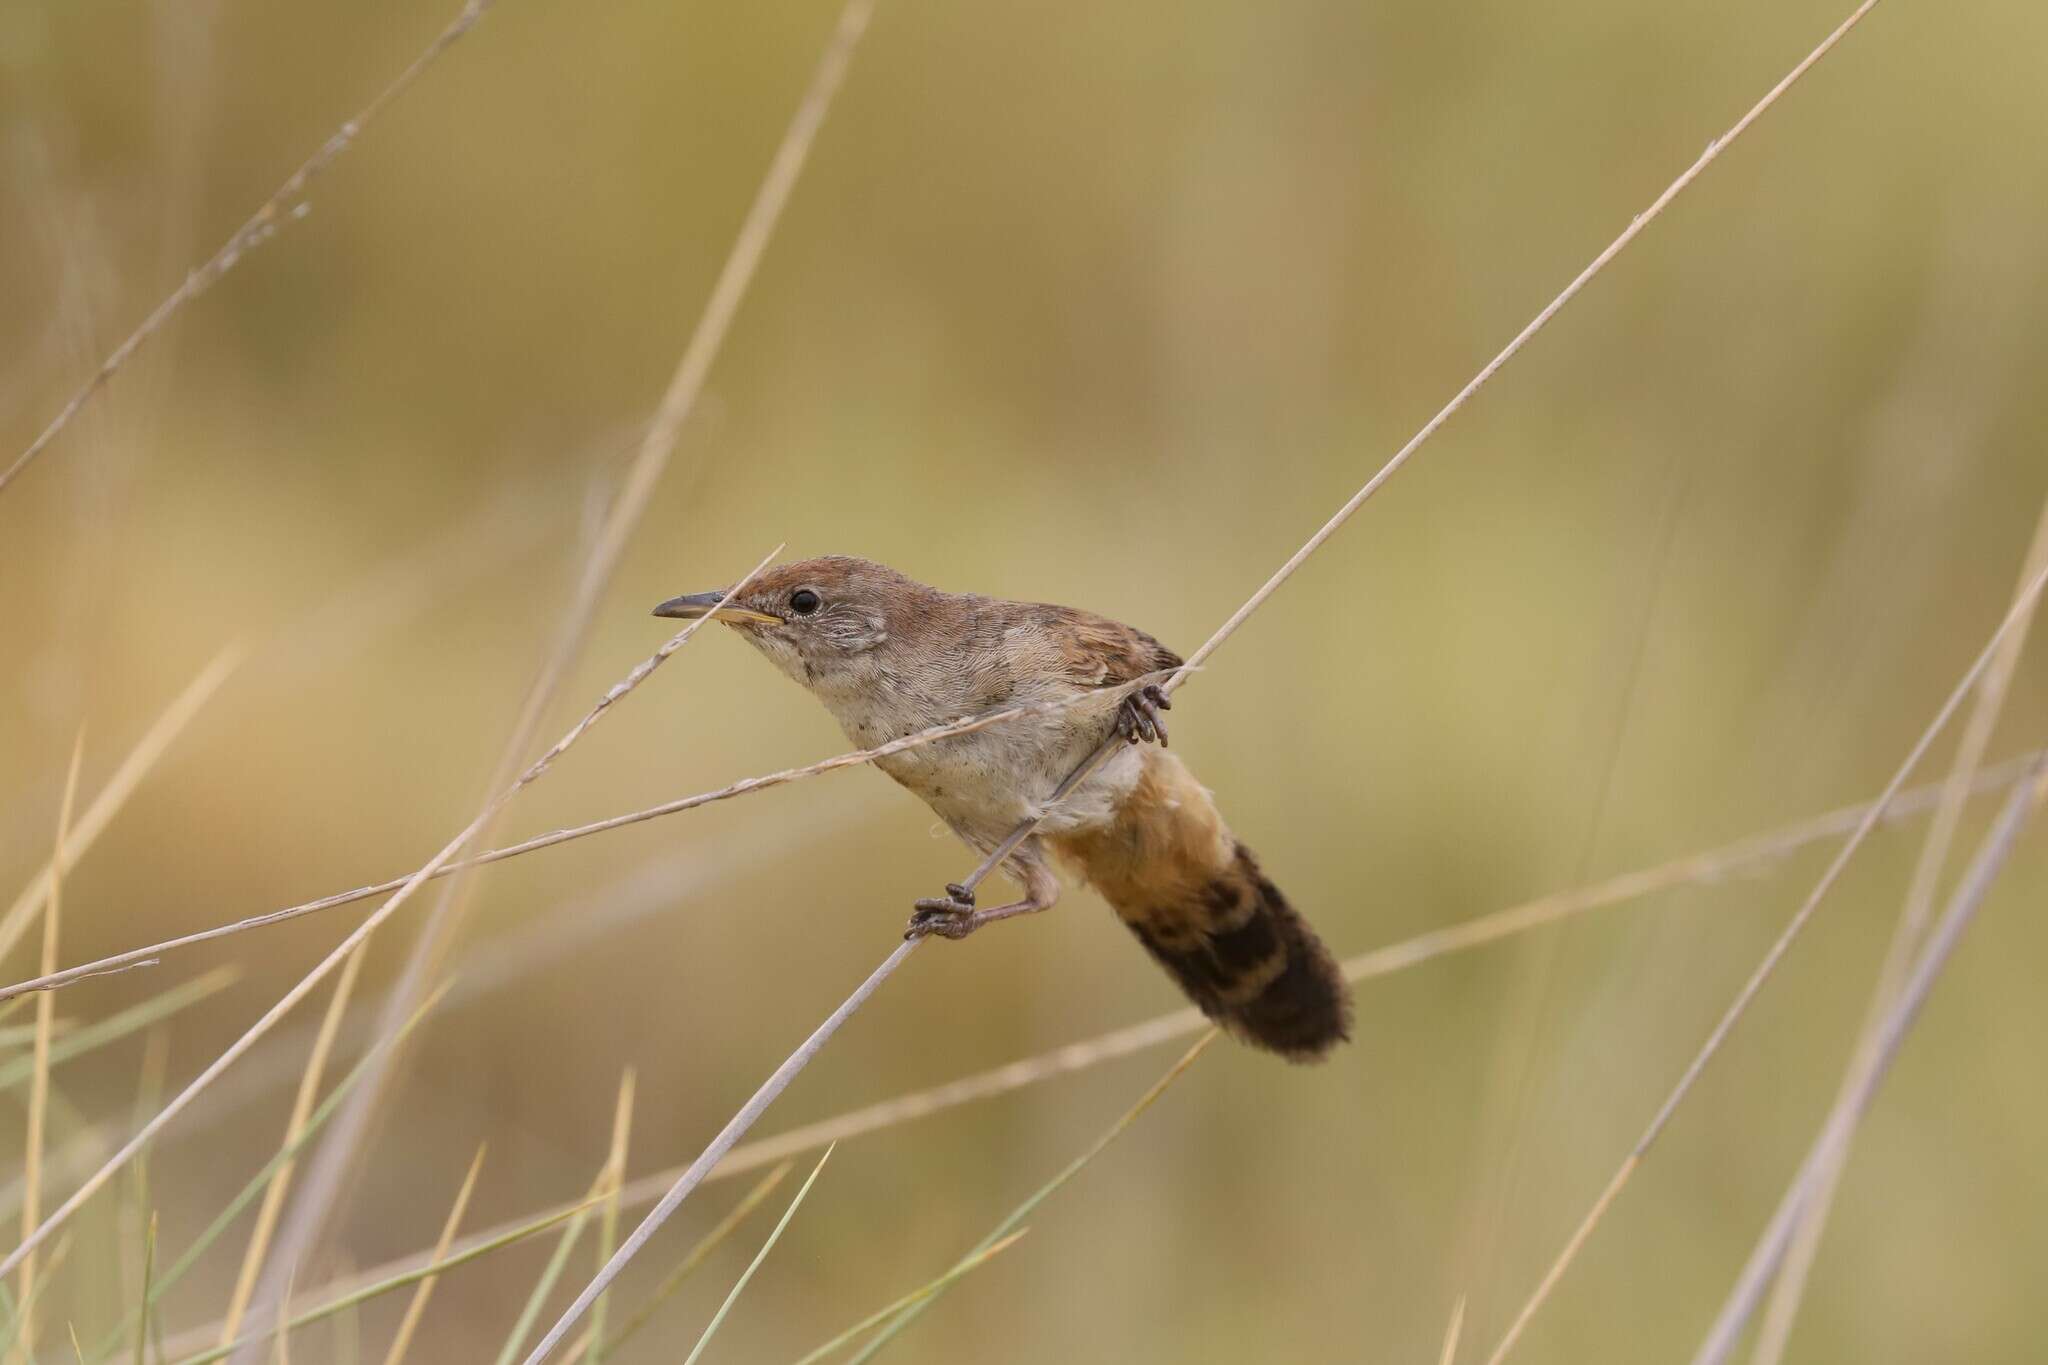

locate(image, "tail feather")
[[1051, 752, 1351, 1062], [1131, 842, 1351, 1061]]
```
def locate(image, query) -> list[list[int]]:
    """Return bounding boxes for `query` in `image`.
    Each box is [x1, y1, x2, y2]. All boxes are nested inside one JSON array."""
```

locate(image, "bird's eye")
[[789, 589, 821, 616]]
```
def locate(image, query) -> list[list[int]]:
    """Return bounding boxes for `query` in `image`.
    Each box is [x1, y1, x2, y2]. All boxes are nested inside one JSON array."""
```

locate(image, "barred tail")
[[1053, 753, 1351, 1062], [1130, 841, 1351, 1061]]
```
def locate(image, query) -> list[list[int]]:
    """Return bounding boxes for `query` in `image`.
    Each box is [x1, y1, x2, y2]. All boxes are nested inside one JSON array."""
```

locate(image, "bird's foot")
[[906, 883, 978, 940], [1115, 683, 1172, 747]]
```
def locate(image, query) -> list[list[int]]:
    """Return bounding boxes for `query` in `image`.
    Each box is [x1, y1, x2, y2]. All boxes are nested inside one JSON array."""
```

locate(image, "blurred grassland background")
[[4, 0, 2048, 1359]]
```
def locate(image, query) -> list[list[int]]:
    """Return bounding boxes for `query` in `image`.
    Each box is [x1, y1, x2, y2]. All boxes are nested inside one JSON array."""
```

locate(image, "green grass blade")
[[491, 1193, 600, 1365], [133, 1211, 158, 1365], [174, 1195, 604, 1365], [89, 983, 452, 1364], [0, 1232, 73, 1357], [589, 1161, 794, 1361], [0, 967, 239, 1093], [497, 1070, 634, 1365], [586, 1186, 623, 1365], [844, 1031, 1216, 1364], [0, 1020, 72, 1049], [682, 1144, 836, 1365], [786, 1229, 1029, 1365]]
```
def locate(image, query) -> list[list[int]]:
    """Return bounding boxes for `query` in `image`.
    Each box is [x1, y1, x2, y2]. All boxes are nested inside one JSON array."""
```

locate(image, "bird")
[[654, 556, 1351, 1060]]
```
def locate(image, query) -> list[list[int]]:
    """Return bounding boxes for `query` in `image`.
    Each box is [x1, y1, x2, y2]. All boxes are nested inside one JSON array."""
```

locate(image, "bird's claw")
[[906, 883, 977, 940], [1115, 683, 1172, 748]]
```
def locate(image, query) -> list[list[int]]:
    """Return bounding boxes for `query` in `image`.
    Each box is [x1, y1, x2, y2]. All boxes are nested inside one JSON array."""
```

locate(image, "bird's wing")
[[1032, 604, 1183, 692]]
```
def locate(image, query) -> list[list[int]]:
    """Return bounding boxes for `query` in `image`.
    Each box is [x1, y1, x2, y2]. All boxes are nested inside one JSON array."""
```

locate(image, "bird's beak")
[[651, 590, 783, 625]]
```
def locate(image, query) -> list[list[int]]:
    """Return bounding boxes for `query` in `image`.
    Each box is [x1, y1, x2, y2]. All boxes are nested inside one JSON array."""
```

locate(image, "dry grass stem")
[[14, 734, 82, 1365], [0, 557, 774, 1284], [1691, 759, 2048, 1365], [0, 1234, 71, 1359], [927, 0, 1889, 909], [562, 1162, 795, 1365], [238, 559, 776, 1343], [0, 1, 497, 495], [0, 968, 238, 1099], [134, 1212, 158, 1365], [1439, 1296, 1468, 1365], [178, 1199, 606, 1365], [253, 0, 874, 1308], [845, 1033, 1218, 1362], [681, 1145, 836, 1365], [0, 648, 241, 970], [1481, 559, 2048, 1365], [522, 939, 914, 1364], [12, 0, 869, 1302], [239, 751, 2042, 1325], [586, 1071, 639, 1365], [218, 944, 369, 1345], [0, 674, 1169, 1005], [495, 1076, 639, 1365], [380, 1145, 486, 1365], [269, 1268, 294, 1365], [1747, 500, 2048, 1364], [785, 1231, 1029, 1365]]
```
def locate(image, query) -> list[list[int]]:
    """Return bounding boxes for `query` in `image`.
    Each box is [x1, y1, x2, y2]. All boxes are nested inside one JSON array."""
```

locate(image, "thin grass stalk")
[[1690, 760, 2048, 1365], [0, 2, 498, 495], [84, 985, 453, 1365], [15, 734, 82, 1365], [938, 0, 1891, 901], [0, 1236, 71, 1358], [1450, 474, 1684, 1331], [0, 672, 1171, 1005], [133, 1213, 157, 1365], [1438, 1296, 1467, 1365], [0, 1021, 66, 1050], [847, 1033, 1218, 1363], [523, 937, 913, 1364], [1481, 558, 2048, 1365], [585, 1071, 638, 1365], [1747, 499, 2048, 1364], [331, 1256, 361, 1365], [494, 1076, 638, 1365], [13, 48, 869, 1300], [175, 1199, 603, 1365], [0, 649, 240, 968], [380, 1145, 486, 1365], [235, 543, 776, 1365], [269, 1269, 294, 1365], [682, 1146, 835, 1365], [0, 970, 238, 1095], [119, 1029, 170, 1315], [0, 555, 771, 1285], [785, 1230, 1029, 1365], [531, 6, 1896, 1310], [219, 944, 369, 1345], [256, 483, 687, 1320], [132, 1034, 171, 1365], [232, 749, 2043, 1338], [565, 1162, 794, 1365]]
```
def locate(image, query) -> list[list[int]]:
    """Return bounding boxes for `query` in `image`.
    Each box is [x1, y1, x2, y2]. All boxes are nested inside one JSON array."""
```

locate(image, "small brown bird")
[[654, 556, 1351, 1060]]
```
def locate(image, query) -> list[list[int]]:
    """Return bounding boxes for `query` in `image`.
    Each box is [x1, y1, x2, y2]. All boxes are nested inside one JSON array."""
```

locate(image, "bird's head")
[[652, 555, 921, 692]]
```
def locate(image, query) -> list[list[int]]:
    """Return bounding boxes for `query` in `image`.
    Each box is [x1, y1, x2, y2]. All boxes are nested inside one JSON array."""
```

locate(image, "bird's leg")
[[1115, 682, 1172, 748], [906, 857, 1061, 941]]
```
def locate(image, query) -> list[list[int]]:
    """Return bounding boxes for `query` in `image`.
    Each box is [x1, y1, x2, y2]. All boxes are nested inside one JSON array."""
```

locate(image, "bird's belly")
[[870, 720, 1140, 847]]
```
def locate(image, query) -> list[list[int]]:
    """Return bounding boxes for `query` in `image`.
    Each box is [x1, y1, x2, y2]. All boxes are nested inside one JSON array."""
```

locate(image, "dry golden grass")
[[5, 0, 2047, 1360]]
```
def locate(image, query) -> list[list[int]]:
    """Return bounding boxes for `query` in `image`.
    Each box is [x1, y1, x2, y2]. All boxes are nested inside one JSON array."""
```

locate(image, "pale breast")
[[850, 690, 1138, 847]]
